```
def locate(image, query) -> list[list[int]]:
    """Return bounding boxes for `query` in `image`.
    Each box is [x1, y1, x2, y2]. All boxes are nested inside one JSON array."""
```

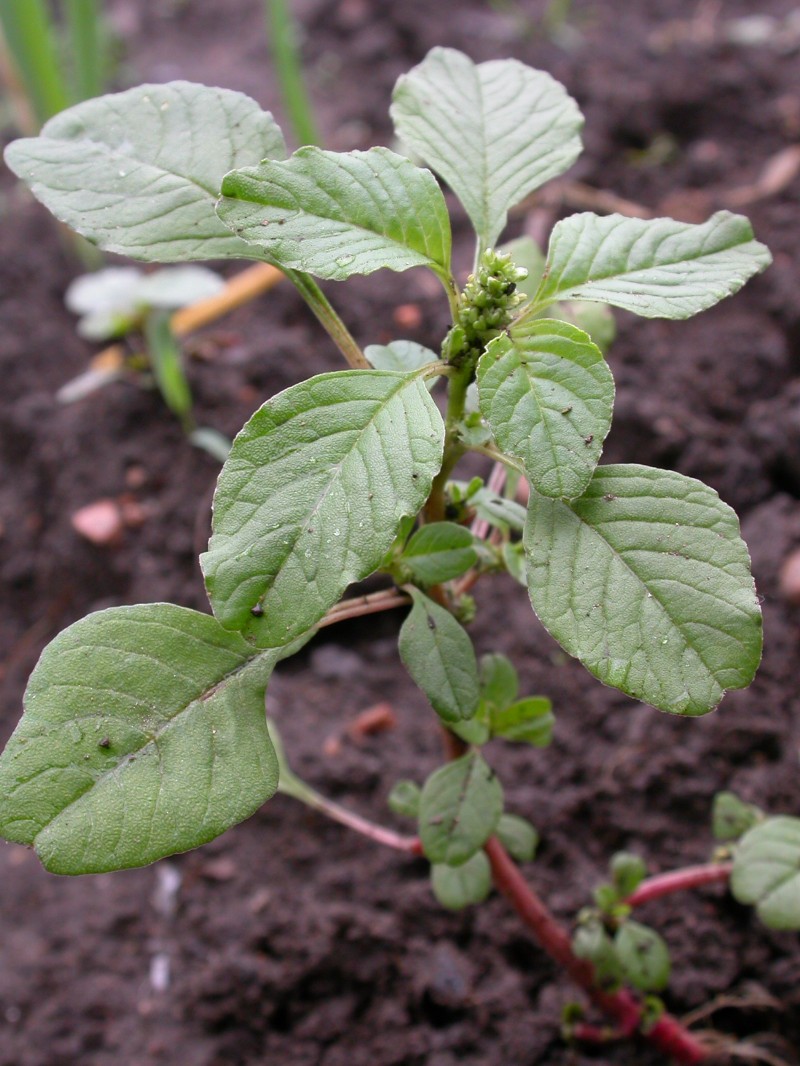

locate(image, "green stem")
[[469, 442, 525, 475], [264, 0, 320, 148], [286, 269, 369, 369]]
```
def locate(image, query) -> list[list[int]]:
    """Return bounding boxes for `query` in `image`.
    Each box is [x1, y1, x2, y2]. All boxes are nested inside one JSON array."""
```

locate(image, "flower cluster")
[[444, 249, 528, 371]]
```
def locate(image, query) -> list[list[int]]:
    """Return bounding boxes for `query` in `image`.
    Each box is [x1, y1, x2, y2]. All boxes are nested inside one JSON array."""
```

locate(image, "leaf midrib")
[[566, 502, 750, 681]]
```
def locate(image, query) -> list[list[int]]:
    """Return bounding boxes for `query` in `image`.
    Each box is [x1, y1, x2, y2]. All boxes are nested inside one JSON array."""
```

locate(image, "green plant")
[[61, 264, 231, 458], [2, 47, 795, 1062]]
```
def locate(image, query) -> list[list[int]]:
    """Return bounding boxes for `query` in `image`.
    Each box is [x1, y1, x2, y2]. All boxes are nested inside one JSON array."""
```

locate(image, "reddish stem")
[[626, 863, 732, 908], [319, 589, 409, 628], [483, 837, 710, 1064]]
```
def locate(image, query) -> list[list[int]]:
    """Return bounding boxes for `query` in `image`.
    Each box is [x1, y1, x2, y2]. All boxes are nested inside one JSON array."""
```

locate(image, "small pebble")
[[347, 702, 397, 741], [779, 547, 800, 604], [71, 499, 123, 545], [393, 303, 422, 330]]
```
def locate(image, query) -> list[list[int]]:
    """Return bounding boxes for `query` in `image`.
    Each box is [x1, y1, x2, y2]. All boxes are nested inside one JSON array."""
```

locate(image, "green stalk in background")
[[65, 0, 105, 103], [0, 0, 70, 129], [264, 0, 320, 147]]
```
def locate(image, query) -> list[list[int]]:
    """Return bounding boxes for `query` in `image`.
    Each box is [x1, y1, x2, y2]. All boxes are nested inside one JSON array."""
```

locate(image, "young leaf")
[[524, 465, 762, 715], [133, 265, 225, 308], [144, 312, 192, 421], [491, 698, 555, 747], [217, 146, 452, 281], [614, 921, 671, 992], [401, 522, 478, 585], [391, 47, 583, 250], [449, 713, 491, 747], [479, 653, 519, 709], [365, 340, 439, 377], [387, 779, 422, 819], [418, 752, 503, 865], [450, 481, 527, 533], [398, 589, 480, 723], [477, 320, 614, 500], [610, 852, 648, 897], [573, 920, 622, 988], [202, 371, 445, 647], [496, 813, 539, 863], [530, 211, 771, 319], [431, 851, 492, 910], [502, 541, 527, 586], [5, 82, 286, 261], [730, 816, 800, 930], [712, 790, 762, 842], [0, 604, 291, 875]]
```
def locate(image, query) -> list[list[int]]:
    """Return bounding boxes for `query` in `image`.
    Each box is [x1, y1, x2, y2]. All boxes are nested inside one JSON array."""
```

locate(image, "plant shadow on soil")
[[1, 1, 799, 1064]]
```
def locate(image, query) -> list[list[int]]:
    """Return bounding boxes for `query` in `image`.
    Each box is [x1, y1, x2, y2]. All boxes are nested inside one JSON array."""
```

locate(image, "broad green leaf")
[[217, 146, 452, 281], [0, 604, 289, 875], [401, 522, 477, 585], [531, 211, 771, 319], [5, 82, 286, 261], [365, 340, 439, 378], [202, 371, 444, 647], [387, 779, 421, 819], [573, 920, 622, 988], [491, 698, 555, 747], [524, 465, 762, 715], [496, 814, 539, 862], [398, 589, 480, 723], [614, 921, 671, 992], [712, 790, 762, 842], [731, 817, 800, 929], [431, 851, 492, 910], [478, 320, 614, 500], [610, 852, 647, 896], [418, 752, 503, 865], [479, 653, 519, 709], [391, 48, 583, 249]]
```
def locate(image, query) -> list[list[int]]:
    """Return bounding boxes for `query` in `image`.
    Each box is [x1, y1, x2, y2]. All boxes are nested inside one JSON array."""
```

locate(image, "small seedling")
[[2, 47, 795, 1062], [61, 264, 231, 458]]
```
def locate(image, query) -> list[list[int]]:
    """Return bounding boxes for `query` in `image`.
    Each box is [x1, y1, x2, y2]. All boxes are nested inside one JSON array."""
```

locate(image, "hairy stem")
[[299, 788, 422, 853], [319, 588, 409, 628], [626, 863, 733, 907], [483, 838, 710, 1063], [425, 366, 471, 522], [287, 269, 370, 369]]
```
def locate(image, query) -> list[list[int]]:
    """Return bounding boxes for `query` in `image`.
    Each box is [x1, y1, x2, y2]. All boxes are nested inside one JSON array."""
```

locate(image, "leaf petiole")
[[286, 269, 369, 369]]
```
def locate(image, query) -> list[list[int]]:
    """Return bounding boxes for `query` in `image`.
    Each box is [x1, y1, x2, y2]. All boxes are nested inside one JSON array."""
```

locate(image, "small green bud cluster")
[[445, 249, 528, 370]]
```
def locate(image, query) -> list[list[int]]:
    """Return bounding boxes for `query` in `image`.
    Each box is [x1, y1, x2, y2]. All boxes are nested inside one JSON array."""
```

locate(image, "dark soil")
[[2, 1, 800, 1063]]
